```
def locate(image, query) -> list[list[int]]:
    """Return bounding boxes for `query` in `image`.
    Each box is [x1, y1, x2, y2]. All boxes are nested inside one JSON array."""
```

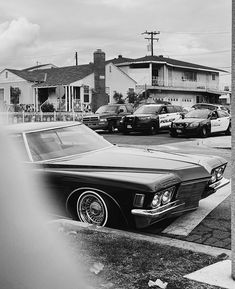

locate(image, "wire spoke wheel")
[[77, 192, 108, 226]]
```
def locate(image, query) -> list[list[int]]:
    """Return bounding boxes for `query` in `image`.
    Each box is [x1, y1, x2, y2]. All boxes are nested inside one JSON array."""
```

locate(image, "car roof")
[[192, 103, 224, 108], [6, 121, 80, 134]]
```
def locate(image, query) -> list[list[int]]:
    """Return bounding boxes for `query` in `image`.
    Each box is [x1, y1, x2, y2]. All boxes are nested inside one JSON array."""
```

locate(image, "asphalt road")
[[100, 130, 231, 250]]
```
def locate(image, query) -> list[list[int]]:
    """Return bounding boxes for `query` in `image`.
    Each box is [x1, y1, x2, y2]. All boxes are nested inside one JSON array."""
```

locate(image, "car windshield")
[[96, 105, 118, 114], [25, 124, 112, 162], [185, 109, 210, 119], [134, 105, 161, 114]]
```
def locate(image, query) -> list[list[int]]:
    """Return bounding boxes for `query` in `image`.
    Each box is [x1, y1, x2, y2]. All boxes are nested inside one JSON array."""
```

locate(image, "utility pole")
[[75, 51, 78, 66], [142, 30, 160, 56]]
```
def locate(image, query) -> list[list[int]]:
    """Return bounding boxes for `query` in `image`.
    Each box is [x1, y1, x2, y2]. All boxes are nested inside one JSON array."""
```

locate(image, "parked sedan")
[[192, 103, 230, 113], [170, 108, 231, 137], [8, 121, 229, 229], [119, 104, 183, 135]]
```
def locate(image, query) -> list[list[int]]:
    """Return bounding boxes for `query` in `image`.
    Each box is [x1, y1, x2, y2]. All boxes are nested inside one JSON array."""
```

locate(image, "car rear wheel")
[[200, 126, 208, 138], [225, 124, 231, 135], [170, 130, 178, 137], [149, 122, 158, 135]]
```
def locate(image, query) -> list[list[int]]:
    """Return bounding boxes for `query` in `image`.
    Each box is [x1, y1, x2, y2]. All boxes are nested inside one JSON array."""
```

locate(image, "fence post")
[[54, 111, 56, 122], [22, 111, 25, 123]]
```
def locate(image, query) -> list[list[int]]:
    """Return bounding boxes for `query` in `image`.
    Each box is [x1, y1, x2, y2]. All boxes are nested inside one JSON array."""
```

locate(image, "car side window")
[[210, 111, 218, 119], [217, 110, 229, 118], [167, 106, 175, 113], [159, 106, 167, 114], [174, 106, 183, 112]]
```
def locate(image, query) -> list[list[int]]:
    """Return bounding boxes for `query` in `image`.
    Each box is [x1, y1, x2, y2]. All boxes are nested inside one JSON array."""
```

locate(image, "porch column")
[[71, 86, 74, 112], [65, 86, 68, 112], [164, 65, 168, 86], [149, 63, 152, 86], [80, 85, 84, 112], [68, 85, 71, 111], [34, 88, 38, 112]]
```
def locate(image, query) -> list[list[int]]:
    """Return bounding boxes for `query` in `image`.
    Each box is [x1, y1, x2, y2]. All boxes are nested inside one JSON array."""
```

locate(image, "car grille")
[[125, 116, 136, 124], [176, 180, 208, 208], [174, 123, 187, 128], [83, 116, 99, 123]]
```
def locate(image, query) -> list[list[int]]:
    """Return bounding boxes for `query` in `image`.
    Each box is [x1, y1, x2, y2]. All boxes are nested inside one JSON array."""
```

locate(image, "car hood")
[[174, 118, 205, 124], [127, 113, 154, 118], [42, 145, 225, 182]]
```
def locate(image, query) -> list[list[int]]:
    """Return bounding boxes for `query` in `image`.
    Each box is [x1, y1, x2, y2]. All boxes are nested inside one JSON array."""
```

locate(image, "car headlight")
[[151, 186, 175, 208], [100, 118, 107, 122], [210, 171, 217, 183], [139, 116, 151, 120], [151, 194, 162, 208], [161, 187, 175, 205], [210, 165, 226, 183], [189, 122, 199, 128]]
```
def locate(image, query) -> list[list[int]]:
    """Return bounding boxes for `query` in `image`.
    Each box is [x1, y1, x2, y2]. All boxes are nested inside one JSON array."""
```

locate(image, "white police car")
[[170, 108, 231, 137]]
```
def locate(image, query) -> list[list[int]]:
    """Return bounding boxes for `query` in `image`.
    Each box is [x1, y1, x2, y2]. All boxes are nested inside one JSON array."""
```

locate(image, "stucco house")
[[0, 50, 136, 112], [107, 55, 227, 109]]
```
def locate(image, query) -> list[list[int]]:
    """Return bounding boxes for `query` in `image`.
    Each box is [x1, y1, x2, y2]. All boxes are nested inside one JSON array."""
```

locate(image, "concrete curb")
[[49, 219, 231, 259]]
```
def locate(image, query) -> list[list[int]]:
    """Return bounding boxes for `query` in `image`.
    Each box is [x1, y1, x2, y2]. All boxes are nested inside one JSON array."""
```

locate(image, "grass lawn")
[[58, 226, 228, 289]]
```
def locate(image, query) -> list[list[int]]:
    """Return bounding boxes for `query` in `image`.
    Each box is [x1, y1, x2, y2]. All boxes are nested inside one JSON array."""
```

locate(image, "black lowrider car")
[[8, 121, 229, 229], [170, 108, 231, 137]]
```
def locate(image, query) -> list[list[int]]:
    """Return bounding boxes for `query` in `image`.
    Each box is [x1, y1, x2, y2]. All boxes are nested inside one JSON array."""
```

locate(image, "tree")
[[113, 92, 125, 104]]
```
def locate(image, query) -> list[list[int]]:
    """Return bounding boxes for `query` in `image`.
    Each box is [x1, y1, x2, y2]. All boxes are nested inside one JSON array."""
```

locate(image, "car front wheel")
[[200, 126, 208, 138], [77, 191, 109, 226], [149, 122, 158, 135], [108, 121, 115, 133]]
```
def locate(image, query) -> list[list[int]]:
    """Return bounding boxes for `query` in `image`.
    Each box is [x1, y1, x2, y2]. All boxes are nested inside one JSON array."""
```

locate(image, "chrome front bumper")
[[131, 200, 186, 228], [209, 177, 230, 191]]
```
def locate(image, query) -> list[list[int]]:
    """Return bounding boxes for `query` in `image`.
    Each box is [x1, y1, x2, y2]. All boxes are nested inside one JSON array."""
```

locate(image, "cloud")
[[0, 17, 40, 67]]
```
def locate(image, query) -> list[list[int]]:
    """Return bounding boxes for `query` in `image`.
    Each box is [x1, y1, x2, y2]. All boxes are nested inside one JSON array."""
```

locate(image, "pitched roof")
[[7, 64, 95, 86], [23, 63, 58, 71], [107, 55, 226, 73]]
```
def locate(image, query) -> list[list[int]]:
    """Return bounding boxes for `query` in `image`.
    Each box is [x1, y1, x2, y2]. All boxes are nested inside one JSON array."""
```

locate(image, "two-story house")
[[107, 55, 227, 108]]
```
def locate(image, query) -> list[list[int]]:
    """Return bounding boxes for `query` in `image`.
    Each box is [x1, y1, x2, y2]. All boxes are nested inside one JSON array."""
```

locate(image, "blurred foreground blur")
[[0, 123, 87, 289]]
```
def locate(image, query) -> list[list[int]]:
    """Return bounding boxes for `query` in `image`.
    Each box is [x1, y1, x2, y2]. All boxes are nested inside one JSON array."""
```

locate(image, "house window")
[[212, 73, 216, 81], [83, 86, 89, 103], [182, 71, 197, 81], [10, 86, 21, 104], [5, 71, 8, 78]]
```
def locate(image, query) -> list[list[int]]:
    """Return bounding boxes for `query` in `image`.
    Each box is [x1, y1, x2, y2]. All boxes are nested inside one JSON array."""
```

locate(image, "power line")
[[161, 30, 231, 35], [167, 49, 230, 57]]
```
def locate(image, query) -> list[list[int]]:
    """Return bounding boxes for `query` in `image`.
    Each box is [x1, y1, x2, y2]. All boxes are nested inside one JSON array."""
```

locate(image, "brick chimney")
[[91, 49, 108, 112]]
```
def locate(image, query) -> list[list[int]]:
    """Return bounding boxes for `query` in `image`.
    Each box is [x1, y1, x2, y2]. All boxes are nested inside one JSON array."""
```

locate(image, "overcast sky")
[[0, 0, 231, 86]]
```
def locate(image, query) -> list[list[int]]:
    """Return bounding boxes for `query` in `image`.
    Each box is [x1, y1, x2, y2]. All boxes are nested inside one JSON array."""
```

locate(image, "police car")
[[170, 108, 231, 137], [119, 104, 183, 135]]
